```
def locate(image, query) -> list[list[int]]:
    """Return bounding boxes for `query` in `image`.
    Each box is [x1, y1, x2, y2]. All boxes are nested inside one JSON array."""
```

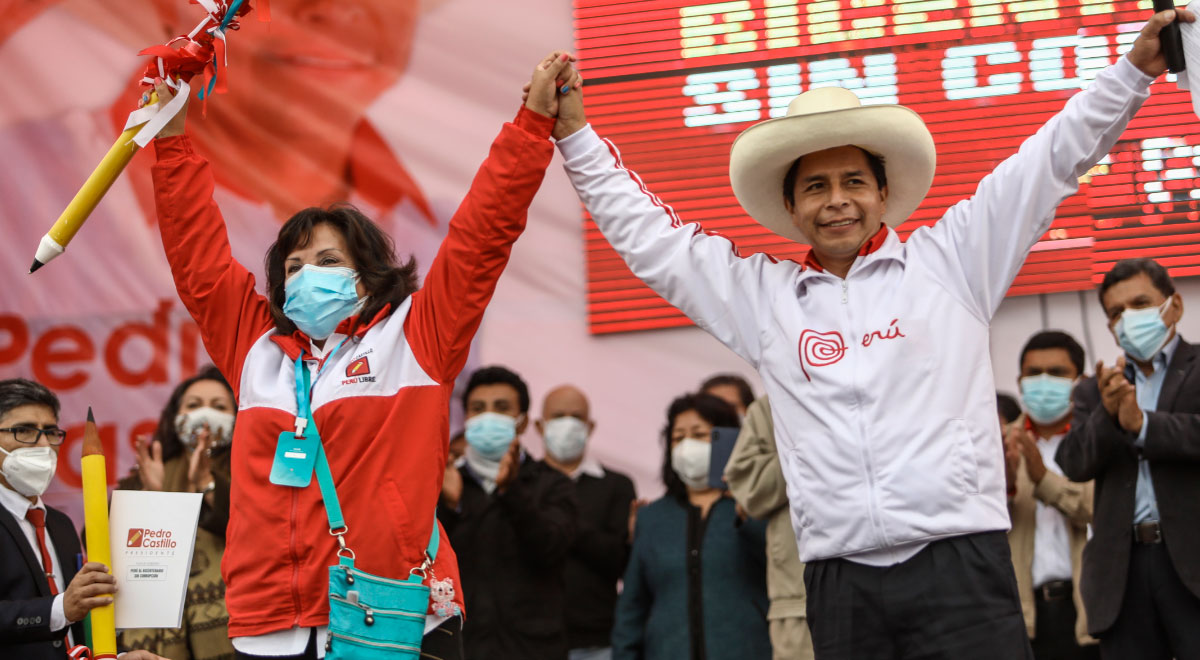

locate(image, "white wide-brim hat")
[[729, 87, 936, 244]]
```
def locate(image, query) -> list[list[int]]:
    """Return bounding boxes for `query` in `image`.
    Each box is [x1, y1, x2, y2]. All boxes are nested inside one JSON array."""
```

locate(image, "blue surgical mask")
[[1116, 298, 1173, 362], [282, 265, 362, 340], [1019, 374, 1075, 425], [464, 412, 519, 460]]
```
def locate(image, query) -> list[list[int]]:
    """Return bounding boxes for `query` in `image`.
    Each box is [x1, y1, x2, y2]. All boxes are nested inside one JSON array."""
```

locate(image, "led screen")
[[577, 0, 1200, 334]]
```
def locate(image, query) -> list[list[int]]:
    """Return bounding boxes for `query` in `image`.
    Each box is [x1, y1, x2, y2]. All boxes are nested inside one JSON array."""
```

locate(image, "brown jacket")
[[1007, 449, 1095, 646], [724, 397, 806, 620]]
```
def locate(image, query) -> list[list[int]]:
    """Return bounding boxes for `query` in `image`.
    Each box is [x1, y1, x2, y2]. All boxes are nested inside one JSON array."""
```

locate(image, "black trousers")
[[233, 617, 464, 660], [1099, 543, 1200, 660], [804, 531, 1033, 660], [1029, 584, 1099, 660]]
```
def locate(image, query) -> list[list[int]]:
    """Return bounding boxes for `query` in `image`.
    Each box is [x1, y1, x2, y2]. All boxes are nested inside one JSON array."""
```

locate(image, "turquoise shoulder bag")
[[292, 354, 438, 659]]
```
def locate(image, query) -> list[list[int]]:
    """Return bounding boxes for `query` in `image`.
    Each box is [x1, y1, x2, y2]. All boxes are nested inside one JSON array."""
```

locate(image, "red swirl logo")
[[799, 329, 848, 381]]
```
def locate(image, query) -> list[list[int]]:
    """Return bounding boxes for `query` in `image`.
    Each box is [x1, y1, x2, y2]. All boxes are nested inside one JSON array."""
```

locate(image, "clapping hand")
[[187, 426, 215, 495], [134, 435, 165, 492], [1097, 358, 1143, 434], [1002, 416, 1024, 492], [495, 439, 522, 493], [1015, 425, 1047, 485]]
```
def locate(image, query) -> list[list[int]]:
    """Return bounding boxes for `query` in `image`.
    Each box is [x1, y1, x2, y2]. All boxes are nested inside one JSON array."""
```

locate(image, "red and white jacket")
[[151, 107, 555, 638]]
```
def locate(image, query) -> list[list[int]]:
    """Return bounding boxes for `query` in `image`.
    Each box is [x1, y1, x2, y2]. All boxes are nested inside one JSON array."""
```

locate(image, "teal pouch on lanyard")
[[290, 353, 438, 659]]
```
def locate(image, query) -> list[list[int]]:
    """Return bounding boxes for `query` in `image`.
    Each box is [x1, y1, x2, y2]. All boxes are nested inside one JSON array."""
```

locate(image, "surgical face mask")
[[1115, 298, 1173, 362], [670, 438, 711, 491], [0, 446, 57, 498], [282, 265, 363, 340], [464, 412, 519, 461], [175, 407, 236, 448], [1019, 374, 1075, 425], [542, 417, 590, 463]]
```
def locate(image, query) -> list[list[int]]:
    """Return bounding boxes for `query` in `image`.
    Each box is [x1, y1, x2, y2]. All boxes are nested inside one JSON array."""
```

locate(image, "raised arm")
[[551, 88, 791, 367], [150, 83, 274, 394], [404, 53, 573, 383], [914, 11, 1191, 321]]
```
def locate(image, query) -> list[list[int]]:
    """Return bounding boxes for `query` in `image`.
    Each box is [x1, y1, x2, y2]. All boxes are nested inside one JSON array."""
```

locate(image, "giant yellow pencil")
[[28, 95, 157, 274], [81, 407, 117, 659], [27, 0, 258, 273]]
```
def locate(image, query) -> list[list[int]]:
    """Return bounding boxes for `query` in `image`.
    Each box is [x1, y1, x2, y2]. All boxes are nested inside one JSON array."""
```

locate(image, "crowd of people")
[[3, 7, 1200, 660], [4, 258, 1199, 660]]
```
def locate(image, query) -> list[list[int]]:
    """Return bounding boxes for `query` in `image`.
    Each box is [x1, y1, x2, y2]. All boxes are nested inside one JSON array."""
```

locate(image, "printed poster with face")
[[0, 0, 570, 521]]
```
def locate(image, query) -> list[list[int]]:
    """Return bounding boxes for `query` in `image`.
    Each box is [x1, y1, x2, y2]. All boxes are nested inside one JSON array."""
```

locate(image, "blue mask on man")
[[282, 265, 362, 340], [1115, 298, 1173, 362], [1019, 374, 1075, 425], [464, 412, 519, 460]]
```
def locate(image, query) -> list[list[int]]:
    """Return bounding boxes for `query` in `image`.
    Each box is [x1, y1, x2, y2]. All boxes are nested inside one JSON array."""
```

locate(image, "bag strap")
[[293, 353, 440, 569]]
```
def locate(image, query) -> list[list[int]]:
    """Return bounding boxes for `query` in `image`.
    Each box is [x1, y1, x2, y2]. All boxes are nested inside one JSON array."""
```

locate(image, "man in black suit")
[[535, 384, 636, 659], [0, 378, 167, 660], [438, 366, 578, 660], [1057, 258, 1200, 660]]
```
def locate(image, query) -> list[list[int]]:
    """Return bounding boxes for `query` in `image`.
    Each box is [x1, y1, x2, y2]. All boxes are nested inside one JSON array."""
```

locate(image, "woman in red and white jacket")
[[145, 51, 580, 660]]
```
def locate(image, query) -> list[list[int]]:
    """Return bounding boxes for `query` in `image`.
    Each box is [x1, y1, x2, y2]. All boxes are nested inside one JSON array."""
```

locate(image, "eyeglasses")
[[0, 427, 68, 446]]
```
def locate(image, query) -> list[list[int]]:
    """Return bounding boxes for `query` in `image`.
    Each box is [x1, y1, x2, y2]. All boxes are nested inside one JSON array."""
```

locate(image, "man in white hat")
[[543, 8, 1193, 660]]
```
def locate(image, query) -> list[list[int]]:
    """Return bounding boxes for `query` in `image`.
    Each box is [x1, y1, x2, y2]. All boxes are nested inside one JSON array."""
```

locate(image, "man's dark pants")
[[804, 531, 1033, 660], [1097, 542, 1200, 660]]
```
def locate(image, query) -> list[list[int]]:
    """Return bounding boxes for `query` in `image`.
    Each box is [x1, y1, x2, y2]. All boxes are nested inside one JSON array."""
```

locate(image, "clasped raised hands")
[[524, 51, 582, 120], [523, 50, 589, 141]]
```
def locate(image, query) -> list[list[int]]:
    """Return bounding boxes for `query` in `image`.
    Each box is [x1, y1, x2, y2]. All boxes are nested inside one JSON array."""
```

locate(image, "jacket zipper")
[[330, 594, 426, 621], [328, 633, 421, 652], [289, 488, 302, 625], [841, 276, 886, 549], [289, 358, 312, 625]]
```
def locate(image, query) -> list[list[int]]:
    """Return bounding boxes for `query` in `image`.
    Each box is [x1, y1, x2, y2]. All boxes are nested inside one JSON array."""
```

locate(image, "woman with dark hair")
[[143, 52, 581, 660], [612, 393, 770, 660], [118, 365, 236, 659]]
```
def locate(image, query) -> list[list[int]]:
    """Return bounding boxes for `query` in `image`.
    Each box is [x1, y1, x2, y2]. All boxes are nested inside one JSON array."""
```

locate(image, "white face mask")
[[670, 438, 712, 491], [175, 407, 236, 447], [0, 446, 58, 498], [542, 417, 590, 463]]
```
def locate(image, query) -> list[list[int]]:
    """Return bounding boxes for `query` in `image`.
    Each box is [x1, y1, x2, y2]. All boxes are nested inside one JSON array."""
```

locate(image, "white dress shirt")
[[567, 456, 606, 481], [1031, 433, 1074, 588], [0, 483, 70, 636]]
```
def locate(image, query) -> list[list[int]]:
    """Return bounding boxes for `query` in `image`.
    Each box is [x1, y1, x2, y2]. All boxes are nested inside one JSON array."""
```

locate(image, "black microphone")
[[1153, 0, 1187, 73]]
